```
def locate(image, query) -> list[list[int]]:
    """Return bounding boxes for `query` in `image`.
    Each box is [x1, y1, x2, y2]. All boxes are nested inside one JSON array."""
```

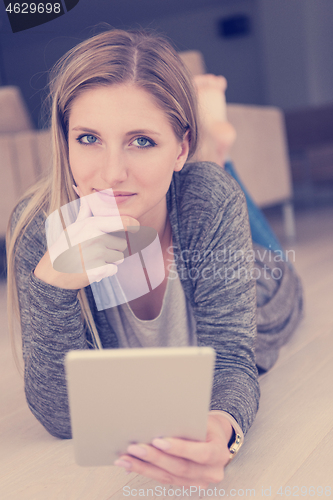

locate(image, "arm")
[[13, 208, 89, 438], [12, 192, 138, 438], [170, 164, 259, 435], [193, 183, 259, 434]]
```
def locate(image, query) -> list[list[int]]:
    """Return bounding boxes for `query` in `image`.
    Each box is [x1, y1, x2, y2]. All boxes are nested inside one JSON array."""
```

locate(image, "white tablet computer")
[[65, 346, 215, 466]]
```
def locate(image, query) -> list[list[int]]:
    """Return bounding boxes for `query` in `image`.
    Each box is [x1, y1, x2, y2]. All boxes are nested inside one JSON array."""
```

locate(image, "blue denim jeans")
[[224, 161, 284, 253]]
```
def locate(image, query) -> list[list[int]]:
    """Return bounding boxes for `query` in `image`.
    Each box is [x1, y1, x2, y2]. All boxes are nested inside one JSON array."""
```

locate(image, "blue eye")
[[133, 137, 155, 148], [77, 134, 98, 144]]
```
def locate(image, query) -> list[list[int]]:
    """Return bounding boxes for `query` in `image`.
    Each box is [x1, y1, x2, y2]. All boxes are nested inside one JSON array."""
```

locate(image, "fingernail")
[[114, 459, 132, 470], [152, 438, 171, 451], [127, 444, 147, 458], [114, 258, 124, 265]]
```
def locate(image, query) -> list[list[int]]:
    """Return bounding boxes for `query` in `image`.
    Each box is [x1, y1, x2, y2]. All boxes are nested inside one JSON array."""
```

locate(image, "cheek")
[[138, 154, 176, 193], [69, 147, 97, 183], [137, 147, 178, 178]]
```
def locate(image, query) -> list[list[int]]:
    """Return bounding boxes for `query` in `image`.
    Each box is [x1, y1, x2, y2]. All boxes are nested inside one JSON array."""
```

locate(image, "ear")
[[174, 131, 190, 172]]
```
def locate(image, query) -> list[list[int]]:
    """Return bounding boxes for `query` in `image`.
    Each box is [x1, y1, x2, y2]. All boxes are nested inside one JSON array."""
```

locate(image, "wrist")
[[208, 411, 233, 442], [209, 410, 244, 461], [34, 251, 87, 290]]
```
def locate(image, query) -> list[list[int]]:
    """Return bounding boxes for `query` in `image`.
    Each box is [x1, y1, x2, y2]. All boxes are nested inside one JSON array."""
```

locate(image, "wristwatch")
[[209, 410, 244, 462]]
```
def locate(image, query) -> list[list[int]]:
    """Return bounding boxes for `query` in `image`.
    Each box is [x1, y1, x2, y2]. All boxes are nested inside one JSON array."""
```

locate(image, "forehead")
[[69, 84, 169, 126]]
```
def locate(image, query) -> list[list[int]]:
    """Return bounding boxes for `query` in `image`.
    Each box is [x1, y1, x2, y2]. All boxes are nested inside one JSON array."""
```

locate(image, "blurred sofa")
[[284, 103, 333, 189], [0, 86, 51, 236]]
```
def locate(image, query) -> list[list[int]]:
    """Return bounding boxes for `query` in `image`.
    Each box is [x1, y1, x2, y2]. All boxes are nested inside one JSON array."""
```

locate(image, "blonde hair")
[[6, 28, 199, 369]]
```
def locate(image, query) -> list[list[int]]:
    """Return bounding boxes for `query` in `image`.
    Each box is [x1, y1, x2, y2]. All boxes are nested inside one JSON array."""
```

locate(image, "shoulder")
[[167, 161, 246, 221], [167, 161, 251, 262], [9, 196, 47, 254], [10, 197, 30, 232]]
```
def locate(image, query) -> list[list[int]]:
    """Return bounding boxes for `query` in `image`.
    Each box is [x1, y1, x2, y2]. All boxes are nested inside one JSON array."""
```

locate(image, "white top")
[[105, 259, 197, 348]]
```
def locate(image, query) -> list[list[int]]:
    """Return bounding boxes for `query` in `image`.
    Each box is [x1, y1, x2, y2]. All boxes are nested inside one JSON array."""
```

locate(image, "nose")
[[100, 146, 128, 186]]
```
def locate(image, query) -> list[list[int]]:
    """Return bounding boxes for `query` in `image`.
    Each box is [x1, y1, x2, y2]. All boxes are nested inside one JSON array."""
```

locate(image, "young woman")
[[6, 29, 301, 487]]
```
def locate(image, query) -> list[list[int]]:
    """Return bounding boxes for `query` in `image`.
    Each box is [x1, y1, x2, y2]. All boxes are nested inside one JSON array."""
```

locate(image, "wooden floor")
[[1, 205, 332, 499]]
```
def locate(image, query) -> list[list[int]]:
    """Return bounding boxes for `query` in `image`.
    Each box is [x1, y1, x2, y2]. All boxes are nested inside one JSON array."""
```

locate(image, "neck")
[[137, 197, 172, 250], [160, 214, 172, 253]]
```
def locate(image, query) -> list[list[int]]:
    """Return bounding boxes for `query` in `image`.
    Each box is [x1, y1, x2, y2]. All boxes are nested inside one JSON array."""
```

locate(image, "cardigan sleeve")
[[11, 202, 89, 438], [170, 163, 260, 435], [196, 189, 259, 435]]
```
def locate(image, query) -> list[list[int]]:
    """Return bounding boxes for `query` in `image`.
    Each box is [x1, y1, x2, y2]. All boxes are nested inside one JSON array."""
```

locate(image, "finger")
[[76, 195, 92, 222], [114, 454, 211, 488], [67, 216, 129, 247], [126, 444, 200, 481], [46, 209, 70, 264], [78, 233, 126, 266], [102, 248, 125, 265], [86, 263, 118, 283], [81, 248, 125, 270], [103, 233, 127, 252], [149, 416, 230, 467], [52, 245, 84, 274], [151, 436, 224, 466], [91, 216, 140, 235], [120, 215, 140, 233], [80, 233, 127, 253], [92, 216, 126, 234], [124, 442, 224, 484], [113, 257, 125, 266]]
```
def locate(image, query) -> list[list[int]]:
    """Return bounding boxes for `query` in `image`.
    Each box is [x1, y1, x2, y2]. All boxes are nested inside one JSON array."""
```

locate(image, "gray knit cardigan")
[[12, 162, 260, 439]]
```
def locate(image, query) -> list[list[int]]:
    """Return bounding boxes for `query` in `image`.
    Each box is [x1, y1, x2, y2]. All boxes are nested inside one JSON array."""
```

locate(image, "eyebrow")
[[126, 129, 161, 137], [71, 126, 161, 136], [72, 127, 100, 135]]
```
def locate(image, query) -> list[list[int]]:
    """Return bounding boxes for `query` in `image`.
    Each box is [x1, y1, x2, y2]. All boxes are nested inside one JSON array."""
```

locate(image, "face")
[[67, 84, 189, 231]]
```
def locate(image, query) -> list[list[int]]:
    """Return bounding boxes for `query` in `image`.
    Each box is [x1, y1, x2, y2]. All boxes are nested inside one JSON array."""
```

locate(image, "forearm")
[[208, 358, 259, 434], [34, 249, 90, 290], [195, 249, 259, 434], [192, 184, 260, 435], [21, 271, 89, 438]]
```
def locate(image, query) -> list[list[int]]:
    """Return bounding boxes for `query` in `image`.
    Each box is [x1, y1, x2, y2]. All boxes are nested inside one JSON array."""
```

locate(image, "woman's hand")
[[114, 413, 233, 487], [34, 189, 140, 290]]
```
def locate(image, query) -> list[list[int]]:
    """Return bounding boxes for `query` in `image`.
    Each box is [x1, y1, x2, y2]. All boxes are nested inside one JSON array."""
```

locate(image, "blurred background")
[[2, 0, 333, 117], [0, 0, 333, 268]]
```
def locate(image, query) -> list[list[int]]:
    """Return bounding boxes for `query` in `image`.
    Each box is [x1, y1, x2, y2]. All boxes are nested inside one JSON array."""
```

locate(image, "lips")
[[112, 193, 136, 204], [113, 191, 136, 197], [94, 188, 135, 196], [93, 189, 136, 206]]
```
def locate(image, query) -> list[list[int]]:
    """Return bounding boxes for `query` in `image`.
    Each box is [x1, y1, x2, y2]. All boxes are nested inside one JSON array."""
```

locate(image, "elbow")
[[25, 391, 73, 440], [45, 425, 72, 440]]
